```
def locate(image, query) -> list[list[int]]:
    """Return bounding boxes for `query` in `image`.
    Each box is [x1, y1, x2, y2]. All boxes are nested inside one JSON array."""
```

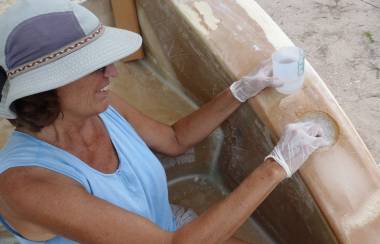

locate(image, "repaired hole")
[[299, 111, 339, 146]]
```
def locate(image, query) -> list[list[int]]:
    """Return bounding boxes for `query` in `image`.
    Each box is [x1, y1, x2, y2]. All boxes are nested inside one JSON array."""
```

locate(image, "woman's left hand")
[[229, 59, 283, 102]]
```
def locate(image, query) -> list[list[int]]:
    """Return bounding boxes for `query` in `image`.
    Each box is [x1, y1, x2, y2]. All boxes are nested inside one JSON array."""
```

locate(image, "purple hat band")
[[5, 11, 104, 79]]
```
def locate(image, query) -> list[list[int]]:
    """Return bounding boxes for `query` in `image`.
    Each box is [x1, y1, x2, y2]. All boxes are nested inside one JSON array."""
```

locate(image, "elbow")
[[163, 231, 183, 244], [164, 144, 190, 157], [168, 228, 197, 244], [165, 133, 191, 157], [169, 226, 217, 244]]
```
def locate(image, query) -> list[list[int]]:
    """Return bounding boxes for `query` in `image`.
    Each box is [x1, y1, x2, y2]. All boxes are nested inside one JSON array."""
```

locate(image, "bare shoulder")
[[0, 165, 83, 194], [0, 166, 86, 218], [0, 166, 172, 243], [0, 166, 85, 240]]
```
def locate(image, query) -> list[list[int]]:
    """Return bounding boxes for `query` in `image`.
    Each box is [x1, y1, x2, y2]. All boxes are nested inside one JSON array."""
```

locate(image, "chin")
[[97, 100, 110, 114], [91, 97, 110, 115]]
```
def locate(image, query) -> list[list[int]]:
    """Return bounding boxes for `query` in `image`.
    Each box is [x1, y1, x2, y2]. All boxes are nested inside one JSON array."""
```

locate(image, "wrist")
[[264, 158, 287, 180], [265, 149, 292, 177], [229, 80, 247, 103], [226, 86, 244, 105]]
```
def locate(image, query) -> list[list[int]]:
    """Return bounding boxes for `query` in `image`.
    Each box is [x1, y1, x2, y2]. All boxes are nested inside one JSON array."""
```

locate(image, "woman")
[[0, 0, 328, 243]]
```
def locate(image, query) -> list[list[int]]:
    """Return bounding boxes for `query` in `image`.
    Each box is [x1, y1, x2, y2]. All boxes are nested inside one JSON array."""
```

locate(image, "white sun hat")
[[0, 0, 142, 119]]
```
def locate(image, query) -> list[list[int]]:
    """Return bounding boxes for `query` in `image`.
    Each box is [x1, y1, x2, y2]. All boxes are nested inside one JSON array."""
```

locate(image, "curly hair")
[[8, 89, 61, 132]]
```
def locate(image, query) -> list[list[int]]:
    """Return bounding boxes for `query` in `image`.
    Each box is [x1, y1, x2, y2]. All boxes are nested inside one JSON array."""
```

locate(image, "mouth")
[[99, 84, 110, 92], [96, 82, 111, 96]]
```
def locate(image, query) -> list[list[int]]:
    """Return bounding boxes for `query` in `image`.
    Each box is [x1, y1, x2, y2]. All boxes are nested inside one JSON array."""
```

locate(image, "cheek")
[[58, 85, 94, 110]]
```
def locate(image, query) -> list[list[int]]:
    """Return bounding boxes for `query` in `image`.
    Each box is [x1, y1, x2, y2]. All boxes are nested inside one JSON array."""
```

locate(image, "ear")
[[0, 66, 8, 102]]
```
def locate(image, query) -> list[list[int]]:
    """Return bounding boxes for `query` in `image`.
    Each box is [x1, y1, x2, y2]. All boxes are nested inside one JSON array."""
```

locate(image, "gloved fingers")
[[248, 59, 272, 77], [268, 77, 283, 88], [302, 123, 330, 149], [313, 136, 330, 148], [282, 122, 311, 140], [273, 122, 330, 177], [283, 122, 299, 133], [260, 60, 273, 77], [285, 121, 312, 131], [303, 134, 330, 151], [290, 121, 323, 138], [260, 58, 272, 66], [297, 121, 316, 129], [303, 122, 324, 137]]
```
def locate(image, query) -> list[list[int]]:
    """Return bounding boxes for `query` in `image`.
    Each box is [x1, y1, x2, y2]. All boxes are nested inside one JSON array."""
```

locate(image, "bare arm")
[[110, 89, 240, 156], [173, 159, 285, 243], [0, 159, 285, 244], [109, 60, 281, 157]]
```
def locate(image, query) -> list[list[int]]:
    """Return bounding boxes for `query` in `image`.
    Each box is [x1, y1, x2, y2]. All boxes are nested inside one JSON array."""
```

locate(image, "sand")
[[254, 0, 380, 165]]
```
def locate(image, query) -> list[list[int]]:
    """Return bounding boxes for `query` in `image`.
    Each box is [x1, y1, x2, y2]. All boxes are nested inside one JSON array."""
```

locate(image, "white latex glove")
[[229, 60, 283, 102], [171, 204, 198, 229], [265, 122, 330, 177]]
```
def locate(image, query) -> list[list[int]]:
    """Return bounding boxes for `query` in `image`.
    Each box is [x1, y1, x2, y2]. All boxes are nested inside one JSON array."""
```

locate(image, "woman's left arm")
[[110, 89, 238, 156], [110, 60, 281, 156]]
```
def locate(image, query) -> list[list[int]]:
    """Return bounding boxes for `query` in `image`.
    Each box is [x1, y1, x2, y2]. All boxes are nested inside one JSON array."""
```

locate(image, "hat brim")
[[0, 26, 142, 119]]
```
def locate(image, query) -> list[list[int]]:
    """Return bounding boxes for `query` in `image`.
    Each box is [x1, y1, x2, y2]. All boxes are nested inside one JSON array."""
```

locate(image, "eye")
[[99, 67, 106, 73], [94, 67, 106, 74]]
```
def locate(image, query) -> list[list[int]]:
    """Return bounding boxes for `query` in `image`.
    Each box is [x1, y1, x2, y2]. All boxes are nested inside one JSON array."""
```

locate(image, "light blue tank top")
[[0, 106, 176, 243]]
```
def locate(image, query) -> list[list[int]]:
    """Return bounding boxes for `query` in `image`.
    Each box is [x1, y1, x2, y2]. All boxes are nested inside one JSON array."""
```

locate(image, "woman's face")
[[57, 64, 118, 118]]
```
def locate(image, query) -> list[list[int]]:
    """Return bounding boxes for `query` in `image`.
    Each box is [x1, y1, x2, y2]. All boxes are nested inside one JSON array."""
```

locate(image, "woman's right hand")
[[265, 122, 329, 177]]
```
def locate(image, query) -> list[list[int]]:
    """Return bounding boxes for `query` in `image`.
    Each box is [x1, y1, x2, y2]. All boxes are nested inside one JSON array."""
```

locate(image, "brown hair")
[[8, 90, 61, 132]]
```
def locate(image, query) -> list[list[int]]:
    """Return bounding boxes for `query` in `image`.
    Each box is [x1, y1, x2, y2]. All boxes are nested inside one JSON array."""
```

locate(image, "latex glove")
[[171, 204, 198, 229], [229, 59, 283, 102], [265, 122, 329, 177]]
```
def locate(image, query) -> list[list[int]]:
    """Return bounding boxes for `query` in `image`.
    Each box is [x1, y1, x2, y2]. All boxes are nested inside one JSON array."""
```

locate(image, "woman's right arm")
[[0, 159, 284, 244], [174, 159, 286, 244], [0, 122, 326, 244]]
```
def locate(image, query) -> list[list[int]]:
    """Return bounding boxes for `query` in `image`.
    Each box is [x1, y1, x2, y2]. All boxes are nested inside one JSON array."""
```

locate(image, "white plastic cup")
[[272, 47, 305, 94]]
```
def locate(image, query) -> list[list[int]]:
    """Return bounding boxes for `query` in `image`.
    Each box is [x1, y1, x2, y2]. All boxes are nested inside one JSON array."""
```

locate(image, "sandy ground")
[[254, 0, 380, 164]]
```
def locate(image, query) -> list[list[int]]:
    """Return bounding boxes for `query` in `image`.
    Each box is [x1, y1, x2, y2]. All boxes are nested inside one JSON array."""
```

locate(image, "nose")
[[104, 64, 118, 78]]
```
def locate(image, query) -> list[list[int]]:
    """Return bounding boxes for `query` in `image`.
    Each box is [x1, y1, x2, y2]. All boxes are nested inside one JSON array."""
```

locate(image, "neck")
[[18, 112, 101, 148]]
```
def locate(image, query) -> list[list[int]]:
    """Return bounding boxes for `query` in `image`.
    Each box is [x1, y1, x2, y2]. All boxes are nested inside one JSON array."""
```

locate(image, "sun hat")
[[0, 0, 142, 119]]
